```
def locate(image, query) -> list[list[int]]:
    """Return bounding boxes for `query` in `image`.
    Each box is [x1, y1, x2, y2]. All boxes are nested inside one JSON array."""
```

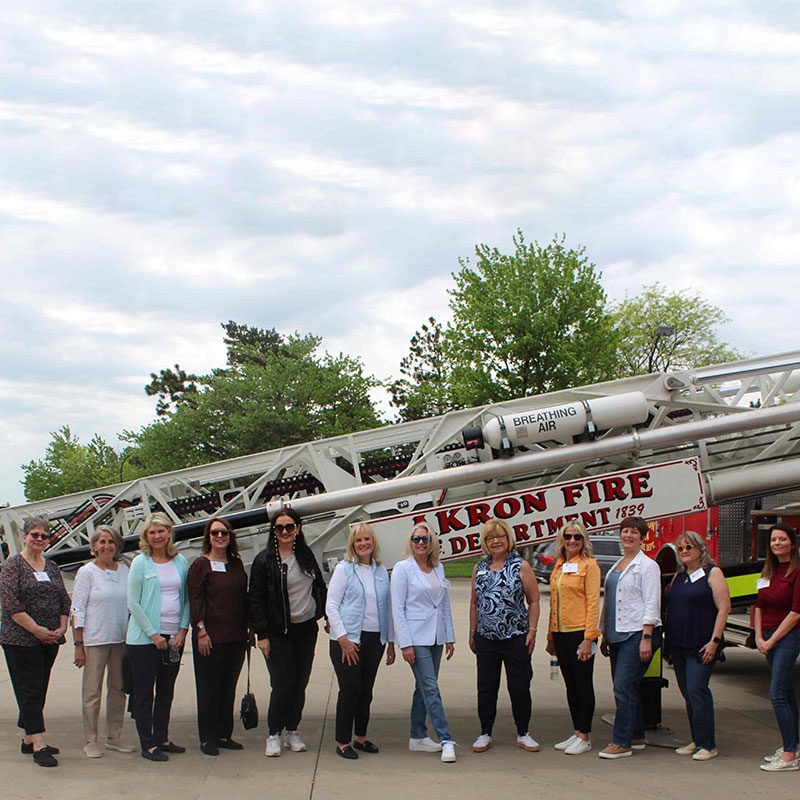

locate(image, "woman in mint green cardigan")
[[126, 513, 190, 761]]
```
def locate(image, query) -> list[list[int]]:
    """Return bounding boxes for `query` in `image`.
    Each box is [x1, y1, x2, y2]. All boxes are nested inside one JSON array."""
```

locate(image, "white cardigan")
[[600, 550, 661, 633]]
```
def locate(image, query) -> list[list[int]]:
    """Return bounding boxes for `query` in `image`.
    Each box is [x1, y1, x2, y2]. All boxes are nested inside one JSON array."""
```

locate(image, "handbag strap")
[[246, 644, 252, 693]]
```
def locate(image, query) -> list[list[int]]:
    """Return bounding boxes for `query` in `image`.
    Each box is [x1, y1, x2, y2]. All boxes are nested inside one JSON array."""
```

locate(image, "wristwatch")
[[642, 633, 652, 640], [712, 636, 722, 644]]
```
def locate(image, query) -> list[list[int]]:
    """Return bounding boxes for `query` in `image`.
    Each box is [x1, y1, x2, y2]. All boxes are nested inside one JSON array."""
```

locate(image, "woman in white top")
[[326, 523, 395, 759], [72, 525, 134, 758], [391, 522, 457, 763]]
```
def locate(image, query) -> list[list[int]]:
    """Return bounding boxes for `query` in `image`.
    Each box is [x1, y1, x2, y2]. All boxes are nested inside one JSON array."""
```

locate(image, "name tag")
[[689, 568, 705, 583], [562, 563, 578, 574], [211, 561, 227, 573], [105, 570, 119, 582], [34, 571, 51, 583], [757, 578, 770, 590], [476, 570, 487, 576]]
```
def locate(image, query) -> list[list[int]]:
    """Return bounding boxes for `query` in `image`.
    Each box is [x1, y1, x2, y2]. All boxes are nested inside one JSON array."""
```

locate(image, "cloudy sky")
[[2, 1, 799, 507]]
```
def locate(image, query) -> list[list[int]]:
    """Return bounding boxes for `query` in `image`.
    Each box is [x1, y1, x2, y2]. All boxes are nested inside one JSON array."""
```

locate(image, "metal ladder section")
[[2, 350, 800, 564]]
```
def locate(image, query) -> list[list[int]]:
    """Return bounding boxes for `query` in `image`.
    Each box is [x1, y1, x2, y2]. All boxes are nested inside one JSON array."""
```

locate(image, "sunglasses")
[[676, 544, 695, 553], [27, 532, 49, 540], [209, 530, 230, 537], [411, 535, 429, 544], [485, 534, 506, 543], [274, 523, 297, 534], [563, 533, 583, 541]]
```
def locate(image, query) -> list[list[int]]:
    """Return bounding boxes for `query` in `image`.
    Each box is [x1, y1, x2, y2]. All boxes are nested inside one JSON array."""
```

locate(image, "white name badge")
[[105, 570, 119, 582], [34, 571, 51, 583], [757, 578, 770, 590], [211, 561, 227, 573], [476, 570, 487, 576], [562, 562, 578, 574], [689, 568, 705, 583]]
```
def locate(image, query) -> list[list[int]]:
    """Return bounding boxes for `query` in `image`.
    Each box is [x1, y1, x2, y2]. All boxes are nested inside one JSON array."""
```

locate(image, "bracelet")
[[197, 630, 209, 639], [74, 641, 84, 646]]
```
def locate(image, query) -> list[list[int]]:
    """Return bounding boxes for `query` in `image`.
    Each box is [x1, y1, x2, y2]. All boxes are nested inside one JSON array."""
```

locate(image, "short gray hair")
[[23, 516, 50, 536], [676, 530, 714, 571], [90, 525, 124, 562]]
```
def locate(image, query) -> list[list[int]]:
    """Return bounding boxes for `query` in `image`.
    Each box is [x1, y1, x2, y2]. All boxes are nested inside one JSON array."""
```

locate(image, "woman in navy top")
[[663, 530, 730, 762], [755, 522, 800, 772]]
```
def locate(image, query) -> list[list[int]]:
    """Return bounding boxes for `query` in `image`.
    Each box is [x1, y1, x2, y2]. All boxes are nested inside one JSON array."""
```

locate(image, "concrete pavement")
[[0, 580, 793, 799]]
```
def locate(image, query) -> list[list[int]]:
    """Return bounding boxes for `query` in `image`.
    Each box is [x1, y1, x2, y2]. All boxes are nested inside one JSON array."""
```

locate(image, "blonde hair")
[[345, 522, 382, 565], [402, 521, 441, 568], [138, 512, 178, 559], [554, 520, 593, 561], [480, 518, 515, 557]]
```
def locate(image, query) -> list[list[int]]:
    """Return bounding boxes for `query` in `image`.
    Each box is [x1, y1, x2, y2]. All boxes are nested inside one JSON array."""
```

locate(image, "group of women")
[[2, 510, 800, 772]]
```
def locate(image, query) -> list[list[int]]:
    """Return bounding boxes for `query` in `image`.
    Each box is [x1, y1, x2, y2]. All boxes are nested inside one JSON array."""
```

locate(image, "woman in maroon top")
[[188, 518, 249, 756], [755, 522, 800, 772], [0, 517, 70, 767]]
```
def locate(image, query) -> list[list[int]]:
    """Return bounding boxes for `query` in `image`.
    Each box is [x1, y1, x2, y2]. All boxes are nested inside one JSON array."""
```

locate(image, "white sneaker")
[[265, 735, 281, 757], [516, 733, 540, 752], [764, 747, 798, 762], [441, 741, 457, 763], [284, 731, 307, 752], [565, 737, 592, 755], [409, 737, 442, 752], [472, 734, 492, 752], [676, 742, 697, 756], [692, 748, 718, 761], [555, 734, 578, 751], [761, 757, 800, 772]]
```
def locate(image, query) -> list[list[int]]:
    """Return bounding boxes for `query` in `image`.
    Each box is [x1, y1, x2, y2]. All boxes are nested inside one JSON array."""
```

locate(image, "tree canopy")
[[612, 282, 744, 375]]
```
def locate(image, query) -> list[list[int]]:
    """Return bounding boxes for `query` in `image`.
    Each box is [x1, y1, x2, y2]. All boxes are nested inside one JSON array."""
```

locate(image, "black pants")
[[330, 631, 385, 744], [552, 630, 596, 735], [475, 633, 533, 736], [3, 643, 60, 735], [127, 642, 182, 751], [192, 638, 246, 744], [265, 619, 318, 735]]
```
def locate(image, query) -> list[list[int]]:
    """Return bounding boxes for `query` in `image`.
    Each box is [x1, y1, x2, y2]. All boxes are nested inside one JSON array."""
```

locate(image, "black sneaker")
[[200, 742, 219, 756], [159, 741, 186, 754], [33, 748, 58, 767], [141, 747, 169, 762], [216, 738, 244, 750], [21, 741, 60, 755]]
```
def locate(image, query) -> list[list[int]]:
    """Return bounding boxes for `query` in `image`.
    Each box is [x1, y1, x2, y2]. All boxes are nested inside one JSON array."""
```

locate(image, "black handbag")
[[240, 645, 259, 730]]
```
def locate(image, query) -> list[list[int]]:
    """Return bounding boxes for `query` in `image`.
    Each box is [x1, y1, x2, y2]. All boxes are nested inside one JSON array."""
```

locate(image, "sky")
[[2, 1, 799, 507]]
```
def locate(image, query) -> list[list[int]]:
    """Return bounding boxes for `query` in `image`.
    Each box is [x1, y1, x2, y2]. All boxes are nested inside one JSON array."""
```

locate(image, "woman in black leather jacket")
[[248, 508, 327, 757]]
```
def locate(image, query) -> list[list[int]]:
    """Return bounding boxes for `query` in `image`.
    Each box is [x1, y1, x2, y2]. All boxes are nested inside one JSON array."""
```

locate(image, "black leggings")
[[552, 630, 596, 735]]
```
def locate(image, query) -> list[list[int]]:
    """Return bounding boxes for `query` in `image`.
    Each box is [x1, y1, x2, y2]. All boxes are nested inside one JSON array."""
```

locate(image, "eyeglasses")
[[411, 535, 429, 544], [209, 530, 230, 537], [676, 544, 695, 553], [27, 532, 49, 540], [563, 533, 583, 541], [485, 535, 506, 543], [274, 523, 297, 534]]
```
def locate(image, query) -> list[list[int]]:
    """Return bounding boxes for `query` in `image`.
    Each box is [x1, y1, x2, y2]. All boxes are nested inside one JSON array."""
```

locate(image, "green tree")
[[445, 232, 619, 406], [145, 364, 199, 417], [22, 426, 122, 501], [612, 283, 744, 375], [390, 317, 454, 421], [124, 324, 381, 475]]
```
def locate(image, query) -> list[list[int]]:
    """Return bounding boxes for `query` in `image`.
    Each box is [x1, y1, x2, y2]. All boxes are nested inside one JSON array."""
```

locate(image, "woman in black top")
[[248, 508, 327, 757], [188, 517, 249, 756]]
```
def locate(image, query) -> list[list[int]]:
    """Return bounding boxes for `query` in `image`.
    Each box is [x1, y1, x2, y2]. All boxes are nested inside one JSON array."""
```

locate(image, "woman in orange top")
[[545, 521, 601, 755]]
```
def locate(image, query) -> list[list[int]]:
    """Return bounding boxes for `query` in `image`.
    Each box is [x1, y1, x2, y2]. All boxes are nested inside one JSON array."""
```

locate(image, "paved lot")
[[1, 580, 795, 799]]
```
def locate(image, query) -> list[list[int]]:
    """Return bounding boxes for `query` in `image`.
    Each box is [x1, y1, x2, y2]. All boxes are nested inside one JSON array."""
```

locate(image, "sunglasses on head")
[[563, 533, 583, 541], [411, 535, 429, 544], [274, 523, 297, 534]]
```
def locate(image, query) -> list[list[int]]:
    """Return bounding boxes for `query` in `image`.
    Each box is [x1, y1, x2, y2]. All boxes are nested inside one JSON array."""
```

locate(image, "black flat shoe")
[[337, 745, 359, 760], [33, 749, 58, 768], [141, 747, 169, 762], [353, 740, 379, 754], [201, 742, 219, 756], [21, 741, 60, 755], [159, 741, 186, 753], [217, 738, 244, 750]]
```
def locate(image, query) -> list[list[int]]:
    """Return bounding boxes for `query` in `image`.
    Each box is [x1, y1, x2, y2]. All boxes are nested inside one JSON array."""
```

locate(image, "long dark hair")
[[762, 522, 799, 580], [268, 507, 318, 577], [201, 517, 240, 559]]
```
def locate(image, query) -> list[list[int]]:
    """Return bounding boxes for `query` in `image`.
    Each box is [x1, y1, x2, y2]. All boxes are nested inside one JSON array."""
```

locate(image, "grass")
[[443, 555, 481, 579]]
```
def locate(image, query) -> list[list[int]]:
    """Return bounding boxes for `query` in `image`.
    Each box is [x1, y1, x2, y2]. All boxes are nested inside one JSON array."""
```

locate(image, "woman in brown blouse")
[[0, 516, 70, 767], [187, 518, 249, 756]]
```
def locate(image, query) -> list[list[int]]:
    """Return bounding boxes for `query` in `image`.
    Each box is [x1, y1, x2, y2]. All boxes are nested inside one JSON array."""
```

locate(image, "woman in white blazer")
[[598, 516, 662, 760], [391, 522, 457, 763]]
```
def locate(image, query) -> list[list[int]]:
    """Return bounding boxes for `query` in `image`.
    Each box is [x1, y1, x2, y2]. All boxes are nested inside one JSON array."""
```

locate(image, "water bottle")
[[550, 657, 559, 681], [168, 635, 181, 665]]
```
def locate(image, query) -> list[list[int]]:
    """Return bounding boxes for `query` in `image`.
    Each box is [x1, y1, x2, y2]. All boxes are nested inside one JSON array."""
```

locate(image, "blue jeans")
[[409, 644, 452, 742], [671, 649, 716, 750], [765, 628, 800, 753], [609, 629, 661, 748]]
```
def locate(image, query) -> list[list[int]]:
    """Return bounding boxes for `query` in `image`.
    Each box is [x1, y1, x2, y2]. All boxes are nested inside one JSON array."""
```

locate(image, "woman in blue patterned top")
[[468, 518, 540, 753]]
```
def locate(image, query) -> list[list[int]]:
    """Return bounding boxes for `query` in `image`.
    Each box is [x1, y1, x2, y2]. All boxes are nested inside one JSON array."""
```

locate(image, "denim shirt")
[[327, 560, 392, 645]]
